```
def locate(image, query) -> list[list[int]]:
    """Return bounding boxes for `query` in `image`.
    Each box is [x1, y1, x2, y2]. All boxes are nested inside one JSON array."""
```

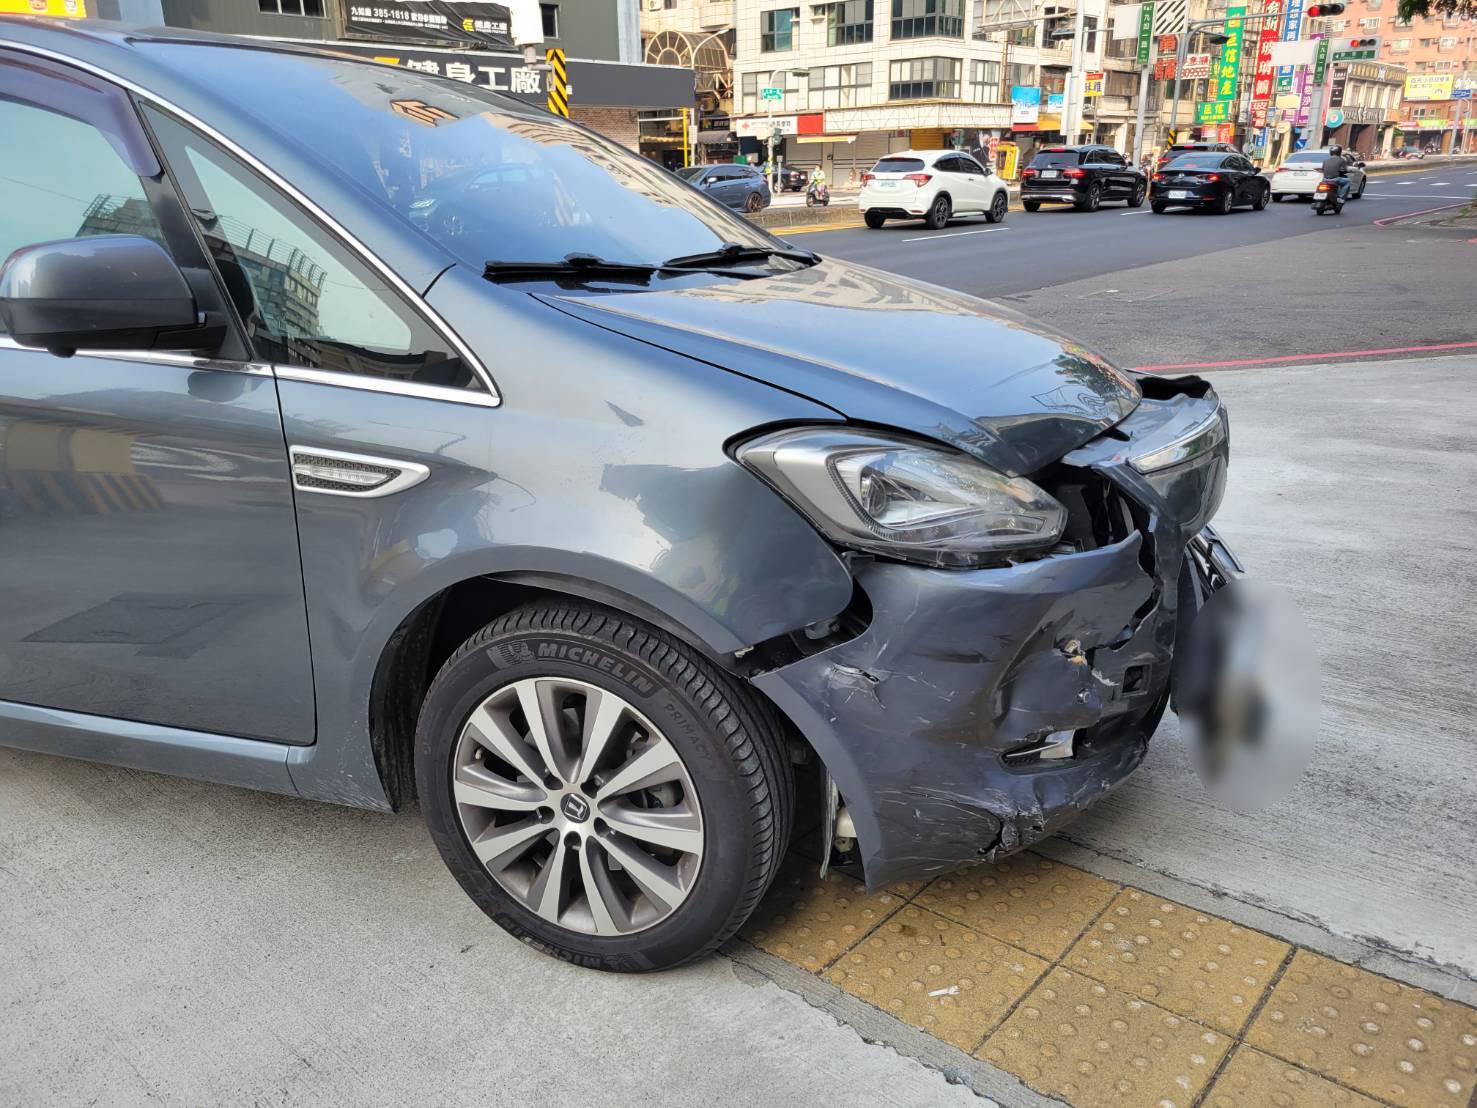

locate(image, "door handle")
[[289, 446, 429, 498]]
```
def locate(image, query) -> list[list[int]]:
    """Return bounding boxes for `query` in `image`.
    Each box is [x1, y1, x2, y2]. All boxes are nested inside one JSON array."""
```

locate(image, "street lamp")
[[764, 66, 809, 189], [1168, 22, 1231, 147]]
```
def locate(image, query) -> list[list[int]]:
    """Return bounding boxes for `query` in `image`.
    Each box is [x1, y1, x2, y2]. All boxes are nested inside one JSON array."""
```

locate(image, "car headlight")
[[736, 427, 1066, 567]]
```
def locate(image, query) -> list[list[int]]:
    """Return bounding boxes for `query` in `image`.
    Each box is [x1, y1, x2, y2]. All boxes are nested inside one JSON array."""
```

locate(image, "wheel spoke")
[[573, 686, 626, 785], [598, 833, 687, 911], [516, 679, 573, 784], [526, 837, 571, 922], [595, 738, 683, 801], [469, 817, 551, 872], [454, 764, 547, 813], [464, 703, 544, 785], [578, 841, 626, 936], [598, 800, 703, 855]]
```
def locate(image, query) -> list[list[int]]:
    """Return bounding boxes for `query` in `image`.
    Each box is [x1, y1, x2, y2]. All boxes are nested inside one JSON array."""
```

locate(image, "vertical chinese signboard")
[[1277, 0, 1304, 94], [1137, 2, 1156, 66], [1154, 34, 1179, 80], [1197, 5, 1244, 124], [1250, 0, 1283, 128]]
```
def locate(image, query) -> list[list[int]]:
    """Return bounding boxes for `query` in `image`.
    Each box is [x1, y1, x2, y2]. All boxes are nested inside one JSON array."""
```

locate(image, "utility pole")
[[1133, 53, 1152, 162], [1063, 0, 1090, 142]]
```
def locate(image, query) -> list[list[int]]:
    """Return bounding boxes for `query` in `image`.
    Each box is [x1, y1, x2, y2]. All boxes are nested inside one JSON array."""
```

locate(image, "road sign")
[[1313, 37, 1328, 84], [1137, 2, 1156, 65], [760, 86, 783, 102], [1330, 35, 1380, 62], [1455, 87, 1473, 100], [545, 47, 568, 118], [1325, 108, 1345, 127]]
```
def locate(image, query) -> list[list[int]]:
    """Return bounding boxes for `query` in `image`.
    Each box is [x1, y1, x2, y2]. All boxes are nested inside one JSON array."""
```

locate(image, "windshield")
[[674, 166, 704, 181], [1166, 154, 1227, 169], [141, 44, 775, 269], [1030, 151, 1084, 167], [872, 157, 926, 174]]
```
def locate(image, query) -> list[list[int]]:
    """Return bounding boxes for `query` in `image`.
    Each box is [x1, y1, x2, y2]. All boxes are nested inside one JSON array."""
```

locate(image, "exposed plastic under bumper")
[[752, 378, 1231, 890]]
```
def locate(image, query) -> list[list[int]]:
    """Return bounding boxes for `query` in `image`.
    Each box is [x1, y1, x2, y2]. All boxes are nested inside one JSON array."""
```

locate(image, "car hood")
[[540, 258, 1139, 475]]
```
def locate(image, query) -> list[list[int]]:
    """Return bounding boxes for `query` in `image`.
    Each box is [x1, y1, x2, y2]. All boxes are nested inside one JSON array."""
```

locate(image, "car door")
[[934, 156, 974, 211], [956, 153, 994, 210], [706, 167, 742, 209], [1227, 155, 1253, 202], [0, 55, 316, 743]]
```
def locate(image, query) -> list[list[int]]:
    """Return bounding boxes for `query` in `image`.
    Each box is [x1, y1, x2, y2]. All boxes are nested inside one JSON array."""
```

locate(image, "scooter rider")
[[1321, 144, 1353, 201], [806, 164, 828, 202]]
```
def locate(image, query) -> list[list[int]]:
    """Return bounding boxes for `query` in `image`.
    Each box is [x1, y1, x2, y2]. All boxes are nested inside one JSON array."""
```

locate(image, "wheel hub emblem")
[[561, 794, 591, 823]]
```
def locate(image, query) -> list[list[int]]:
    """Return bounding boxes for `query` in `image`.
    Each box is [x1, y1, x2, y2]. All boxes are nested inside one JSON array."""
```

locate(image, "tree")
[[1398, 0, 1477, 20]]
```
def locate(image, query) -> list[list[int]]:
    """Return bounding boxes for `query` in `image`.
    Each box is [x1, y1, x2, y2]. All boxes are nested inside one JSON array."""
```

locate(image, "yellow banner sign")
[[1403, 74, 1454, 101], [1084, 72, 1105, 98], [0, 0, 87, 16]]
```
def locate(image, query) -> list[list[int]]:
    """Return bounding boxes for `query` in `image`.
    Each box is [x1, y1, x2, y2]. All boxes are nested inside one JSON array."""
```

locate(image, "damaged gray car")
[[0, 22, 1234, 971]]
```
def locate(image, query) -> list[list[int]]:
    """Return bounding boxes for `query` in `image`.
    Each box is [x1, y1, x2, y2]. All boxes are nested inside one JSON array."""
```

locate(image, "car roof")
[[879, 150, 968, 160]]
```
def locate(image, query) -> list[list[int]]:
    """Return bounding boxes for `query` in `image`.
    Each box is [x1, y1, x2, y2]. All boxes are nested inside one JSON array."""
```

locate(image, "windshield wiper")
[[484, 253, 660, 284], [660, 242, 819, 270]]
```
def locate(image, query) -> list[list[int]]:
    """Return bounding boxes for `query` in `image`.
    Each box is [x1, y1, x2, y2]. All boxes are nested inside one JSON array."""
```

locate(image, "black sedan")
[[1150, 152, 1271, 215]]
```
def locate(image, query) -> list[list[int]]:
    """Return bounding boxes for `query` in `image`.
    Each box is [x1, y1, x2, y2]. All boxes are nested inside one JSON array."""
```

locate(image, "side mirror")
[[0, 234, 224, 357]]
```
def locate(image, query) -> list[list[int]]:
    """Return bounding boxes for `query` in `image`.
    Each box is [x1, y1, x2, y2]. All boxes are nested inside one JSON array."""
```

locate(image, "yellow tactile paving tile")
[[742, 859, 908, 972], [1204, 1046, 1385, 1108], [978, 967, 1232, 1107], [1246, 949, 1477, 1108], [826, 906, 1048, 1052], [1063, 887, 1290, 1034], [913, 854, 1120, 960]]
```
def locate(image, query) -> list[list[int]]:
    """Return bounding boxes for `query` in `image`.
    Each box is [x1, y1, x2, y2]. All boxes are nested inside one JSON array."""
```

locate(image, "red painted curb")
[[1133, 341, 1477, 372]]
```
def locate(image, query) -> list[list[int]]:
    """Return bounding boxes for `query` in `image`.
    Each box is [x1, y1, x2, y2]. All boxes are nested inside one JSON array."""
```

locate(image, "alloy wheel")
[[990, 192, 1007, 222], [452, 677, 704, 936]]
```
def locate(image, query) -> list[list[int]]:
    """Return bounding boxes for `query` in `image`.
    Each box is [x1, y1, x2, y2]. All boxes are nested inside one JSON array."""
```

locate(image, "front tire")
[[415, 602, 795, 972], [744, 191, 763, 213], [864, 211, 886, 229], [925, 194, 952, 229], [986, 190, 1008, 223]]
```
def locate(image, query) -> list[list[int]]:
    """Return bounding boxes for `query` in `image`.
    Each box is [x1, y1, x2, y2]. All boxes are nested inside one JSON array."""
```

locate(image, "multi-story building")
[[1327, 0, 1475, 151], [641, 0, 739, 165], [730, 0, 1134, 184], [78, 0, 693, 153]]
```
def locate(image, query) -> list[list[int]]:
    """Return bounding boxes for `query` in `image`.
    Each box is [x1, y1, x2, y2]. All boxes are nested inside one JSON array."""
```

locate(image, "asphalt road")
[[808, 166, 1477, 368]]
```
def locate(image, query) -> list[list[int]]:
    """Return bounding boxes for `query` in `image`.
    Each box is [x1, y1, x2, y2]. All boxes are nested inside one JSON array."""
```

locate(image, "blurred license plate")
[[1170, 190, 1191, 198], [1041, 169, 1059, 178], [880, 180, 898, 189]]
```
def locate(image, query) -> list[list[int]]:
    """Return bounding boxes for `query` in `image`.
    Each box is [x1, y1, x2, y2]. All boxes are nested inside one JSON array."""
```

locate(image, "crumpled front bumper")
[[751, 377, 1231, 890]]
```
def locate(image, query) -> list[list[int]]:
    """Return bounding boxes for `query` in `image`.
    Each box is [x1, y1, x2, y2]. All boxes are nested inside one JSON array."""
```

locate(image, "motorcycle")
[[1312, 178, 1344, 216], [1394, 147, 1426, 160], [805, 181, 830, 207]]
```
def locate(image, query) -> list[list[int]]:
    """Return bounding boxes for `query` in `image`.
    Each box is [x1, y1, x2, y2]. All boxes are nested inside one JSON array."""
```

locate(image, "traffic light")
[[1344, 37, 1377, 49], [1306, 3, 1345, 15]]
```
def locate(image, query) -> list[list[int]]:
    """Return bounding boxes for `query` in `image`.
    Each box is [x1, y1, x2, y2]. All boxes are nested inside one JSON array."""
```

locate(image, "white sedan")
[[859, 149, 1010, 230], [1270, 149, 1367, 202]]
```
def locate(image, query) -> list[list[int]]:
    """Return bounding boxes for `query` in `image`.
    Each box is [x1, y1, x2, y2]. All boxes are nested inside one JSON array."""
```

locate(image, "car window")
[[1029, 150, 1084, 168], [708, 168, 739, 182], [0, 100, 167, 337], [873, 157, 927, 174], [1166, 153, 1227, 169], [674, 165, 704, 181], [145, 108, 477, 392], [956, 156, 985, 176], [935, 155, 963, 173], [1286, 151, 1326, 163]]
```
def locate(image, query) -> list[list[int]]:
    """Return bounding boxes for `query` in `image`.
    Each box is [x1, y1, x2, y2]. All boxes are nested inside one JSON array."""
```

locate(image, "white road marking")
[[1430, 181, 1452, 186], [900, 227, 1009, 242], [1364, 193, 1475, 199], [1120, 209, 1154, 215]]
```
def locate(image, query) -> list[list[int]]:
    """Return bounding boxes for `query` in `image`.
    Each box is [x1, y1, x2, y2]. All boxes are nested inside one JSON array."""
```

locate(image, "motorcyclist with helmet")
[[1320, 143, 1353, 202]]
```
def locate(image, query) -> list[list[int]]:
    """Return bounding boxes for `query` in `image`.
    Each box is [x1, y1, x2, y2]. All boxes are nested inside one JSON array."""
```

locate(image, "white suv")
[[860, 149, 1010, 230]]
